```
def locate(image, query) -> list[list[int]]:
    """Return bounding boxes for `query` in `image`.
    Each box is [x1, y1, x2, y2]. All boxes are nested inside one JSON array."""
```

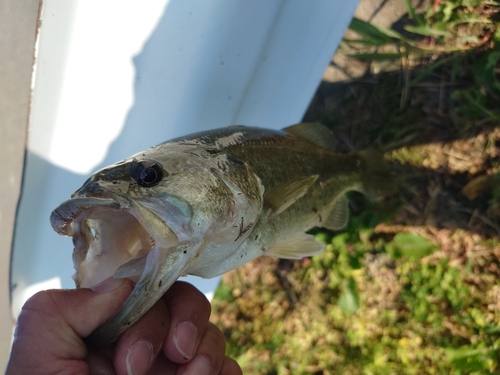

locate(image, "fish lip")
[[50, 196, 125, 236]]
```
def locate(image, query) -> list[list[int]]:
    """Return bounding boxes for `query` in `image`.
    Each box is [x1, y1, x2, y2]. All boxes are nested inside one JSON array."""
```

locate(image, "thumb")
[[22, 277, 132, 338], [68, 277, 134, 337], [8, 278, 133, 372]]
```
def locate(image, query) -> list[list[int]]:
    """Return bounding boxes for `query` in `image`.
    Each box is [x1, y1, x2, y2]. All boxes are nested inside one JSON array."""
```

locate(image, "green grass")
[[212, 206, 500, 374], [211, 1, 500, 374], [345, 0, 500, 130]]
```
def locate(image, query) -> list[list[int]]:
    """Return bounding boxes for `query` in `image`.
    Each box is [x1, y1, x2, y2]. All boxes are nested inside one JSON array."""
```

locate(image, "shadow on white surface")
[[11, 0, 359, 318]]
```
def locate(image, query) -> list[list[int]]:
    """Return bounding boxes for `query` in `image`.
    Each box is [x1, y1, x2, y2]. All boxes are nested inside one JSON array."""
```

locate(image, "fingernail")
[[90, 277, 125, 293], [125, 340, 154, 375], [174, 322, 198, 360], [180, 355, 211, 375]]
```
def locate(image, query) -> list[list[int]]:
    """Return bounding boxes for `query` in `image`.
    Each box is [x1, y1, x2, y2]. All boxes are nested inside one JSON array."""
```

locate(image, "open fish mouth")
[[50, 195, 178, 289], [51, 194, 191, 344]]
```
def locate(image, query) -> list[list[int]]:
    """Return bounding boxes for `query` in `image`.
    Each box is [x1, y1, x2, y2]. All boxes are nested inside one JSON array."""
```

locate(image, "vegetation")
[[211, 1, 500, 373]]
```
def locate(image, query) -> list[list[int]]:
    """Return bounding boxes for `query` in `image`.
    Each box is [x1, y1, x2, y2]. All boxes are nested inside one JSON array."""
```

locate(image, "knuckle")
[[166, 281, 211, 315], [15, 290, 62, 337], [204, 322, 226, 351], [21, 290, 59, 316], [220, 357, 243, 375]]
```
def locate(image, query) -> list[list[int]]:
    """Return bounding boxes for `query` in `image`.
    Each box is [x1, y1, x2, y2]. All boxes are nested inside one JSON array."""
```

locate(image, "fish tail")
[[357, 150, 396, 196]]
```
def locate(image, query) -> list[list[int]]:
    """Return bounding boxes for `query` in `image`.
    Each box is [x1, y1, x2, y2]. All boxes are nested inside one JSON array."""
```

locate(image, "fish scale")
[[50, 123, 393, 344]]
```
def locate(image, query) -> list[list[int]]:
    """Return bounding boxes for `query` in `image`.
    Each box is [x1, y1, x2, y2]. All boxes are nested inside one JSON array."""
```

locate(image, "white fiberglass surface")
[[11, 0, 359, 317]]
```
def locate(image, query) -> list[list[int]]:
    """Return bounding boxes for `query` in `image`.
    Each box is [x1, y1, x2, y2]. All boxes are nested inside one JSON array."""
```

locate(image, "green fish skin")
[[50, 123, 393, 344]]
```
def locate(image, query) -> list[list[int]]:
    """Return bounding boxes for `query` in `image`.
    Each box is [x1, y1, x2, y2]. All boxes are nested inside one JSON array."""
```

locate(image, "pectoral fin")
[[265, 232, 325, 259], [322, 195, 349, 231], [264, 175, 319, 215]]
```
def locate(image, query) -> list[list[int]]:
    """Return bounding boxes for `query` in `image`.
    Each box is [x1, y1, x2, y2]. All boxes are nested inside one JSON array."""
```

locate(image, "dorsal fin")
[[322, 195, 349, 231], [283, 123, 337, 151], [264, 175, 319, 215]]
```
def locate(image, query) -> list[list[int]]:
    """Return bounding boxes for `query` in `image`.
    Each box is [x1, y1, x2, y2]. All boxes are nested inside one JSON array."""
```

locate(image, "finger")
[[113, 297, 170, 375], [175, 322, 226, 375], [147, 352, 178, 374], [86, 347, 116, 375], [7, 278, 133, 373], [220, 357, 243, 375], [162, 281, 211, 363]]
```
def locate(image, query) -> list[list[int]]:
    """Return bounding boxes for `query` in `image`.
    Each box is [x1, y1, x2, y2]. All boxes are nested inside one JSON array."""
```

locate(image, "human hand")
[[7, 279, 242, 375]]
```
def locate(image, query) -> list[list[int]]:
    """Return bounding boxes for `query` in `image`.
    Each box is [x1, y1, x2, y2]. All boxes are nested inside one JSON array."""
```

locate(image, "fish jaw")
[[50, 193, 192, 344], [50, 194, 179, 288], [86, 240, 199, 345]]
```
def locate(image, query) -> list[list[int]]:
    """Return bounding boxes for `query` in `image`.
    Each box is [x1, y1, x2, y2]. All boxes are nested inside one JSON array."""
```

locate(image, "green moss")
[[390, 146, 428, 165]]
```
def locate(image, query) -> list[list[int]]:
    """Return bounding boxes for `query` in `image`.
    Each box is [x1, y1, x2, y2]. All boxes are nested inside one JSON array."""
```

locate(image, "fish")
[[50, 123, 394, 344]]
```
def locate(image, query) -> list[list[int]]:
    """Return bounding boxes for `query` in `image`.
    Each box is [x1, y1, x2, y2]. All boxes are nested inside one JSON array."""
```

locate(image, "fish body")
[[50, 123, 392, 344]]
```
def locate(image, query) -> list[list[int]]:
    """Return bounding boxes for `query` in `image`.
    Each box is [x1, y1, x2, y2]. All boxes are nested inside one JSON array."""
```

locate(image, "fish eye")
[[129, 160, 164, 187]]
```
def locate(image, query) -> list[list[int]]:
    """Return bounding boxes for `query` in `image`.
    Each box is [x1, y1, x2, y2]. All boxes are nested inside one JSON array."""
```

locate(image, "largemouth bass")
[[50, 123, 393, 344]]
